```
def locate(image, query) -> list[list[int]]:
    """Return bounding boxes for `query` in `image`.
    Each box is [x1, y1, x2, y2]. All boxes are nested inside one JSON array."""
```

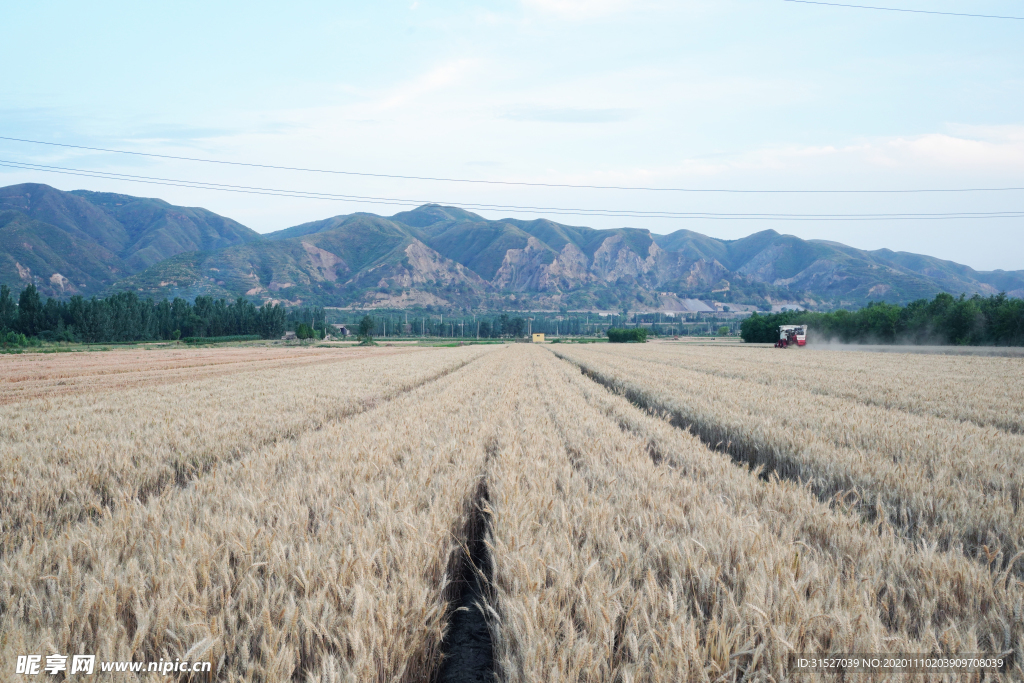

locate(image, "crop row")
[[627, 343, 1024, 433], [0, 345, 492, 556], [551, 344, 1024, 574], [0, 345, 508, 681], [482, 346, 1021, 680], [0, 345, 379, 404]]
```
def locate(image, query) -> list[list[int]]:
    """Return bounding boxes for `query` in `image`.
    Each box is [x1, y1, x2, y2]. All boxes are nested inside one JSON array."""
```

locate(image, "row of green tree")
[[0, 284, 286, 342], [479, 314, 527, 338], [740, 293, 1024, 345], [333, 313, 533, 339]]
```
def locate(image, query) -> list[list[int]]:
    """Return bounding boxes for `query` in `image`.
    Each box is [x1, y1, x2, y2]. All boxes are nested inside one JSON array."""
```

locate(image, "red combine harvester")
[[775, 324, 807, 348]]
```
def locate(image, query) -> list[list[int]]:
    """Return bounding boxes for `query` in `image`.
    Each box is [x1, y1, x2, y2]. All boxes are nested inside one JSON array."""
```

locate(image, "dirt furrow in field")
[[438, 478, 496, 683]]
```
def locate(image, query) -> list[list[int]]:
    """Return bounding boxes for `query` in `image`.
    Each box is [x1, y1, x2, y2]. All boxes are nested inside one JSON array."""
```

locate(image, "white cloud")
[[879, 130, 1024, 169], [373, 60, 477, 111], [794, 130, 1024, 172], [656, 127, 1024, 178]]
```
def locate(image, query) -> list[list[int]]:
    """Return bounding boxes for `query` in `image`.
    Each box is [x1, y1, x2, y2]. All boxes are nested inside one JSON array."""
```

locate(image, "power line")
[[3, 159, 1023, 221], [781, 0, 1024, 20], [2, 135, 1023, 194]]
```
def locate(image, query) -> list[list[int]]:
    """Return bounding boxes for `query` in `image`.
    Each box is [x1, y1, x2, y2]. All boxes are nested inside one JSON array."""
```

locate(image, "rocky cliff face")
[[300, 241, 350, 283], [375, 240, 487, 290], [590, 235, 658, 282], [492, 237, 559, 291]]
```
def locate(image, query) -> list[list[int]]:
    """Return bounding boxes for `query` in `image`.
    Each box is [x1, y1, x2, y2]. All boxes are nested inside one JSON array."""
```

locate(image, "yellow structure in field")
[[532, 333, 545, 343]]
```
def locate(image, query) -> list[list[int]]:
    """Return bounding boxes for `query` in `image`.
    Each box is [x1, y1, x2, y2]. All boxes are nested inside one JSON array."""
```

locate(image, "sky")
[[1, 0, 1022, 271]]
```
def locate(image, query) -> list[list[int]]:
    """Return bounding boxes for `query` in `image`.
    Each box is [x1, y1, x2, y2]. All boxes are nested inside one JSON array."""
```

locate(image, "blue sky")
[[2, 0, 1023, 270]]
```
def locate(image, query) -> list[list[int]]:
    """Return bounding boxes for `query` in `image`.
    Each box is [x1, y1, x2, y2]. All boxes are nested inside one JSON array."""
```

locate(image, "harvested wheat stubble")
[[552, 345, 1024, 574], [635, 343, 1024, 434], [0, 346, 403, 404], [482, 346, 1021, 681], [0, 345, 492, 557], [0, 344, 510, 682]]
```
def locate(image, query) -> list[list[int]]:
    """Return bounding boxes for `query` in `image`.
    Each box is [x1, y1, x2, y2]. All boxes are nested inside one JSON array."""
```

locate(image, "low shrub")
[[607, 327, 648, 343]]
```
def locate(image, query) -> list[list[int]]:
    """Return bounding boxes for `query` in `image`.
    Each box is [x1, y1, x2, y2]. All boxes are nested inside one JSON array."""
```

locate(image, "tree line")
[[0, 284, 286, 343], [335, 313, 532, 339], [740, 293, 1024, 346]]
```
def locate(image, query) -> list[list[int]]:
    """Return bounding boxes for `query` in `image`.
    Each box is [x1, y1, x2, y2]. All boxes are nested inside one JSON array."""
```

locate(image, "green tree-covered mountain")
[[2, 184, 1021, 310], [0, 183, 261, 297]]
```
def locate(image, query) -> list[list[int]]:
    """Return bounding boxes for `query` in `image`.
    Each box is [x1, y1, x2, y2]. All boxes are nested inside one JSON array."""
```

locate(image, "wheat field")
[[0, 345, 488, 557], [551, 344, 1024, 574], [1, 342, 1021, 681], [584, 343, 1024, 433]]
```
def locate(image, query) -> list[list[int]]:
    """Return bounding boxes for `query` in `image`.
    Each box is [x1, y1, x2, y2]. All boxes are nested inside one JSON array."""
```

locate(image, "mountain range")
[[1, 183, 1021, 311]]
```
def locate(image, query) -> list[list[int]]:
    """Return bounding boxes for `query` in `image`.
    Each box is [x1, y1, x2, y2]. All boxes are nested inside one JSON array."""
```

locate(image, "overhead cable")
[[3, 159, 1023, 221], [2, 135, 1023, 194], [781, 0, 1024, 20]]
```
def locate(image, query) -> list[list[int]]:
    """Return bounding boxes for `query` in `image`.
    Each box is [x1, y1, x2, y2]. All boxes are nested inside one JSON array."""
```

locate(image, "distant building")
[[282, 331, 297, 340], [532, 333, 545, 343], [331, 324, 351, 337]]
